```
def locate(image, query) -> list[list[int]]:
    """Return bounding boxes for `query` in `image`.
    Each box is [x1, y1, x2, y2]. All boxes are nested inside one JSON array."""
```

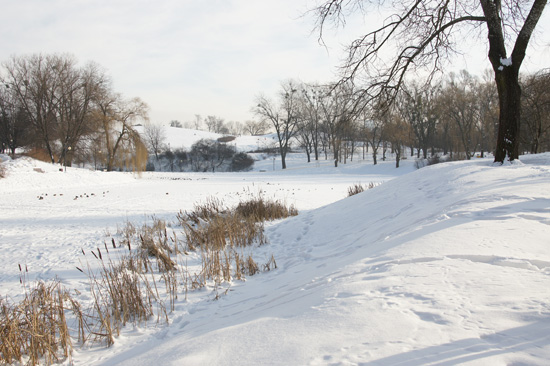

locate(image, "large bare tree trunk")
[[480, 0, 547, 163], [493, 68, 522, 162]]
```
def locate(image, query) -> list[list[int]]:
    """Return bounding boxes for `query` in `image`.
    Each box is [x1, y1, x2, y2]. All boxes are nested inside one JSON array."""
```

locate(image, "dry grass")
[[3, 194, 295, 363], [177, 193, 294, 285], [0, 280, 77, 366], [235, 192, 298, 222], [347, 182, 377, 197], [0, 162, 5, 179]]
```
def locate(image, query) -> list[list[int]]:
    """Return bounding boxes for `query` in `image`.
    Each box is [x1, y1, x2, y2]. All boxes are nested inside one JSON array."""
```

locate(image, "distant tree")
[[0, 84, 29, 157], [205, 115, 226, 134], [365, 108, 387, 165], [397, 82, 440, 159], [231, 152, 255, 171], [174, 148, 188, 171], [254, 80, 301, 169], [143, 122, 166, 162], [225, 121, 245, 136], [189, 138, 235, 172], [170, 120, 182, 128], [521, 69, 550, 153], [440, 71, 480, 160], [385, 111, 410, 168], [298, 83, 324, 162], [313, 0, 547, 163], [244, 119, 271, 135], [193, 114, 202, 130], [94, 91, 149, 171], [163, 149, 175, 172], [318, 82, 355, 167], [1, 54, 105, 164]]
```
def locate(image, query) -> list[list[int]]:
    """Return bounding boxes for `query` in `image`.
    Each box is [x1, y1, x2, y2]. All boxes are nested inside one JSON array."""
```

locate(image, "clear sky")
[[1, 1, 549, 126]]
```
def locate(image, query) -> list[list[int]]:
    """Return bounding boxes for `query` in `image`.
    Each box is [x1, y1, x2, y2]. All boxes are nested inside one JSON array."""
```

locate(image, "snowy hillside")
[[138, 125, 279, 153], [1, 153, 549, 365]]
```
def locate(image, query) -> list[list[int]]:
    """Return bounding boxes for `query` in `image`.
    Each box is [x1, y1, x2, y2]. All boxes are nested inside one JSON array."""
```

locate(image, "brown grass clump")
[[177, 193, 294, 285], [0, 280, 78, 366], [0, 162, 5, 179], [183, 197, 227, 225], [117, 217, 177, 272], [180, 214, 266, 252], [347, 182, 377, 197], [235, 193, 298, 222]]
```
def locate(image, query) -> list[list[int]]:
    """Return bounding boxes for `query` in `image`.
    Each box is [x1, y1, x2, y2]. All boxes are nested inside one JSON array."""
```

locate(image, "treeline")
[[254, 70, 550, 169], [169, 115, 272, 137], [0, 54, 149, 171], [146, 137, 255, 173]]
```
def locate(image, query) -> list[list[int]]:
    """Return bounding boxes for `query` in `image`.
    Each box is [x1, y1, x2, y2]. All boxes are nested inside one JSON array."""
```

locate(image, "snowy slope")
[[87, 156, 550, 366], [1, 153, 549, 365]]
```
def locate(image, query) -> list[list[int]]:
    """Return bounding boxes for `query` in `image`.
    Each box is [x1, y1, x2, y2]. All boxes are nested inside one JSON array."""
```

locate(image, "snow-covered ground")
[[1, 148, 549, 365]]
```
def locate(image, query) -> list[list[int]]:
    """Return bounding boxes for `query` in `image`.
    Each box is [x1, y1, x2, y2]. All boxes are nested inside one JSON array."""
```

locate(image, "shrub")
[[231, 152, 255, 171], [0, 162, 5, 178]]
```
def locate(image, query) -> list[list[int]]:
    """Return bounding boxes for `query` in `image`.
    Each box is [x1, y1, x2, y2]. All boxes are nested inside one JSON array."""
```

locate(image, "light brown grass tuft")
[[0, 280, 77, 365], [347, 182, 377, 197]]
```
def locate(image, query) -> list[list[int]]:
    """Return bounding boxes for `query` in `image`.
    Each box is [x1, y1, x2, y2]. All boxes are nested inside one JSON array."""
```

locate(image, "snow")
[[1, 147, 550, 365], [500, 57, 513, 67]]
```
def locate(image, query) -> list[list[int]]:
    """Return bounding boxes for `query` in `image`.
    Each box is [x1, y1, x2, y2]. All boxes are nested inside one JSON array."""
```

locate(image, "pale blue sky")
[[1, 1, 549, 125]]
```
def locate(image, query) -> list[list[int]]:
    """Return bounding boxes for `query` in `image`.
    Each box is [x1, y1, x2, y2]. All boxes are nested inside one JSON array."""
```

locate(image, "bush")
[[189, 139, 235, 172], [231, 152, 255, 171], [0, 162, 5, 178]]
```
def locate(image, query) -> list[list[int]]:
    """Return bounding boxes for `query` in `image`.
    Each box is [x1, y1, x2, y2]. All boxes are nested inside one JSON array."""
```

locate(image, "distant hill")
[[135, 125, 278, 153]]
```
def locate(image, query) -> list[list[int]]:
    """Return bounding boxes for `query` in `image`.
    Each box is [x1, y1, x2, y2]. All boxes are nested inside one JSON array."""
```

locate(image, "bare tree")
[[143, 122, 166, 162], [385, 111, 411, 168], [0, 83, 29, 157], [94, 90, 149, 171], [55, 61, 106, 166], [254, 80, 301, 169], [441, 71, 480, 159], [365, 107, 388, 165], [204, 115, 226, 134], [521, 69, 550, 153], [475, 72, 499, 157], [318, 82, 355, 167], [298, 83, 324, 161], [1, 54, 106, 165], [193, 114, 202, 130], [170, 120, 182, 128], [244, 119, 271, 135], [2, 54, 65, 163], [314, 0, 547, 163], [397, 82, 440, 159]]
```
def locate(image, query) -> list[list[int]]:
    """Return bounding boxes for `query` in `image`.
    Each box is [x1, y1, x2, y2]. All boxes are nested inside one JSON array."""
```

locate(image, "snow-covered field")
[[1, 149, 549, 365]]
